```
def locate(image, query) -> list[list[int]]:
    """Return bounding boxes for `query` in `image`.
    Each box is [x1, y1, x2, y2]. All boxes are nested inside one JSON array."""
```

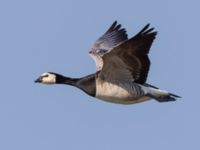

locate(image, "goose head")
[[35, 72, 63, 84]]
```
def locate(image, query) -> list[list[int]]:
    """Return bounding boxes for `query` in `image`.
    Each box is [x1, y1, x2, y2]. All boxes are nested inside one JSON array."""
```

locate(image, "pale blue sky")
[[0, 0, 199, 150]]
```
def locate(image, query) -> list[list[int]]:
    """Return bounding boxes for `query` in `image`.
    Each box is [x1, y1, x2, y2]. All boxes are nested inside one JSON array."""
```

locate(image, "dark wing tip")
[[115, 24, 122, 30], [138, 23, 150, 34], [136, 23, 157, 37], [105, 21, 118, 33], [113, 20, 118, 25], [105, 20, 127, 34]]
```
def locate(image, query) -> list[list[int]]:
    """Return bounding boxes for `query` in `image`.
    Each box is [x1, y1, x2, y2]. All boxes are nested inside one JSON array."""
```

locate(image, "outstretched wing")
[[89, 21, 128, 70], [99, 24, 157, 84]]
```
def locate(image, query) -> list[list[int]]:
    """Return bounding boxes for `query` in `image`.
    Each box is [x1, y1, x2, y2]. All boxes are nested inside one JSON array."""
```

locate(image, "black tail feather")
[[147, 93, 181, 103], [169, 93, 181, 98]]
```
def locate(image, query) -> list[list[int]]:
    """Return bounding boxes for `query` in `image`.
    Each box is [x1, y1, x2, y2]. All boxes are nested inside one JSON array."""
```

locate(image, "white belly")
[[96, 79, 151, 104]]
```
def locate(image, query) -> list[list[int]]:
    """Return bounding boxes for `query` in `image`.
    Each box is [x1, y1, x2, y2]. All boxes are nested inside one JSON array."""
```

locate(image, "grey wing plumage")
[[89, 21, 128, 70], [99, 24, 157, 84], [91, 21, 128, 53]]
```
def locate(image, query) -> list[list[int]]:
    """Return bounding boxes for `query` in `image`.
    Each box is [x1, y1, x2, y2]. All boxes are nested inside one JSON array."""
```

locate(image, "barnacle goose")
[[35, 21, 180, 104]]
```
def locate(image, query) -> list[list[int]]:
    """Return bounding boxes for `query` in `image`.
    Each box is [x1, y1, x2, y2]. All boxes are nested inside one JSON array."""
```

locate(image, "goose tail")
[[146, 88, 181, 102]]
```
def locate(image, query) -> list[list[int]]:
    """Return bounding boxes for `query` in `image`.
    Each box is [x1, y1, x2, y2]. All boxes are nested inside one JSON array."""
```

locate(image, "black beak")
[[35, 77, 42, 83]]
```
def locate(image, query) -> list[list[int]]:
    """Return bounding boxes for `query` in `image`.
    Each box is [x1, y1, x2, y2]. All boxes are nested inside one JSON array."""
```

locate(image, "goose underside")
[[95, 79, 152, 104], [96, 95, 152, 104]]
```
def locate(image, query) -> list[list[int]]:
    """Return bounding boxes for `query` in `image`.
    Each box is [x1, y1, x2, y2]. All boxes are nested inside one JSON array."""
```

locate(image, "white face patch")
[[40, 72, 56, 84]]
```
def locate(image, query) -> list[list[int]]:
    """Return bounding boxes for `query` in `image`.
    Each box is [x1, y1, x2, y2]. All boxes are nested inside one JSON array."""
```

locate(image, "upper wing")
[[99, 24, 157, 84], [89, 21, 128, 70]]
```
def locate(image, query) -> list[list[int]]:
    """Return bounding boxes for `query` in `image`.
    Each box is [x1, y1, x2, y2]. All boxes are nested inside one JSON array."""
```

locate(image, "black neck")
[[56, 73, 96, 97], [57, 75, 79, 85]]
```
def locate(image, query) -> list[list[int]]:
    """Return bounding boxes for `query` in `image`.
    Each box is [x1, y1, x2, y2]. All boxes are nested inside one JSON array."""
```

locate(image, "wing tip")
[[137, 23, 157, 37], [105, 20, 118, 33], [106, 20, 127, 33]]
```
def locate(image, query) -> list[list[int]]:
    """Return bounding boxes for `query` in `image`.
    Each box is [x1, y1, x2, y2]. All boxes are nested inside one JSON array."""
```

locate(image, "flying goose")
[[35, 21, 180, 104]]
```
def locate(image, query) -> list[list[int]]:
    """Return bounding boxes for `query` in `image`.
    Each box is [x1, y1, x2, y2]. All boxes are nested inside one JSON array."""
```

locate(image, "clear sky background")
[[0, 0, 199, 150]]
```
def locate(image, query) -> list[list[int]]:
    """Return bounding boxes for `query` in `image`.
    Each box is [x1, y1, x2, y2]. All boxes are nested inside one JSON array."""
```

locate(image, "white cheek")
[[42, 77, 56, 84]]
